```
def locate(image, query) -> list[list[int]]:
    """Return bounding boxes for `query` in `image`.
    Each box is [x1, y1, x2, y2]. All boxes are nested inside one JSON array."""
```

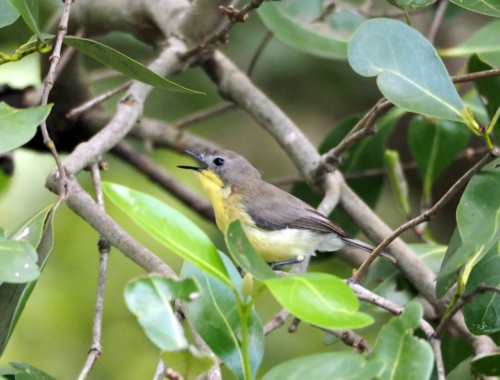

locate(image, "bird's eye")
[[213, 158, 224, 167]]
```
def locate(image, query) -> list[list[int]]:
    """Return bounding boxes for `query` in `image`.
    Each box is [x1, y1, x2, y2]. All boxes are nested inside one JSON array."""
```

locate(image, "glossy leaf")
[[438, 157, 500, 279], [162, 346, 214, 380], [225, 220, 276, 280], [63, 36, 202, 94], [258, 1, 364, 60], [468, 54, 500, 145], [441, 21, 500, 67], [408, 116, 470, 204], [349, 19, 464, 122], [181, 253, 264, 380], [436, 227, 462, 298], [125, 275, 200, 351], [261, 352, 384, 380], [0, 240, 38, 283], [471, 352, 500, 376], [385, 149, 410, 217], [0, 205, 54, 355], [450, 0, 500, 19], [102, 182, 231, 286], [386, 0, 436, 11], [292, 108, 403, 236], [10, 362, 55, 380], [266, 273, 373, 329], [0, 0, 20, 28], [0, 103, 52, 154], [463, 242, 500, 334], [368, 302, 433, 380], [5, 0, 42, 41]]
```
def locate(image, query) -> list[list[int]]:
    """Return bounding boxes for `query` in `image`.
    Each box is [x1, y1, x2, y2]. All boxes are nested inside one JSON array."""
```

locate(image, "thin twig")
[[452, 68, 500, 84], [245, 31, 272, 76], [351, 148, 500, 283], [427, 0, 449, 45], [434, 285, 500, 339], [264, 309, 290, 335], [39, 0, 76, 201], [288, 318, 301, 333], [182, 0, 273, 59], [153, 360, 166, 380], [67, 81, 132, 121], [78, 164, 111, 380], [318, 327, 372, 354], [173, 103, 236, 129]]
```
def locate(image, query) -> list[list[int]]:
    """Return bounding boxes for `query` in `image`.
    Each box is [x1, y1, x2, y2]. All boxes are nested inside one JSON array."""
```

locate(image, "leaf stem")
[[240, 305, 252, 380]]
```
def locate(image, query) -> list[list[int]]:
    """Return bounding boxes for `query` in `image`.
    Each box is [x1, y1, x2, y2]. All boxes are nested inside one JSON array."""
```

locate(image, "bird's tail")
[[341, 237, 396, 264]]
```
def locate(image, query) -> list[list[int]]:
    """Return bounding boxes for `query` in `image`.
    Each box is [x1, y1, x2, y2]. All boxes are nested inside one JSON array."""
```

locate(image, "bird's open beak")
[[177, 150, 208, 171]]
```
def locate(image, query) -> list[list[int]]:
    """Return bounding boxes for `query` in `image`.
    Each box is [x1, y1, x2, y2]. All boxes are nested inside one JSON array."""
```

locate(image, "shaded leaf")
[[385, 149, 410, 217], [449, 0, 500, 19], [463, 241, 500, 334], [181, 253, 264, 380], [436, 227, 461, 298], [386, 0, 436, 11], [225, 220, 276, 281], [0, 0, 20, 28], [265, 273, 373, 329], [441, 21, 500, 67], [5, 0, 42, 41], [349, 19, 464, 122], [125, 274, 200, 351], [471, 352, 500, 376], [0, 103, 52, 154], [10, 363, 55, 380], [408, 116, 470, 204], [447, 357, 474, 380], [258, 1, 364, 60], [0, 205, 55, 355], [368, 302, 433, 380], [468, 54, 500, 145], [102, 182, 231, 286], [63, 36, 202, 94], [261, 352, 384, 380], [162, 345, 214, 380]]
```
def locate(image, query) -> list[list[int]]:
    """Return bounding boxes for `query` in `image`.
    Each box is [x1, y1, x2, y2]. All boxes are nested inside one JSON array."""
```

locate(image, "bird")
[[178, 149, 394, 268]]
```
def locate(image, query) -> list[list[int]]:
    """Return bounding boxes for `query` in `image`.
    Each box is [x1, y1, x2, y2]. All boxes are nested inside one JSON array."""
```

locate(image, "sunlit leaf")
[[125, 274, 200, 351], [162, 346, 214, 380], [0, 103, 52, 154], [102, 183, 231, 286], [258, 1, 364, 60], [63, 36, 203, 94], [261, 352, 384, 380], [0, 0, 19, 28], [385, 149, 410, 217], [5, 0, 42, 41], [368, 302, 433, 380], [181, 253, 264, 380], [266, 273, 373, 329], [10, 362, 55, 380], [0, 240, 38, 283], [225, 220, 276, 281], [349, 19, 464, 122]]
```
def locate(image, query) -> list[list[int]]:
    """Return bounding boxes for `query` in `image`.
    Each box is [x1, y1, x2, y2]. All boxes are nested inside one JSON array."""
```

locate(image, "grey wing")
[[242, 182, 349, 237]]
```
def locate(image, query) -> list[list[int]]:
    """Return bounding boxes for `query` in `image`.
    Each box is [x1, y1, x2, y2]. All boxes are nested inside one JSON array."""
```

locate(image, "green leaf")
[[441, 21, 500, 67], [368, 302, 434, 380], [292, 108, 403, 236], [125, 274, 200, 351], [0, 205, 55, 355], [181, 253, 264, 380], [261, 352, 384, 380], [225, 220, 276, 280], [63, 36, 202, 94], [408, 116, 471, 204], [436, 227, 461, 298], [265, 273, 373, 329], [449, 0, 500, 18], [386, 0, 436, 11], [161, 346, 214, 380], [10, 362, 55, 380], [0, 103, 52, 154], [102, 182, 231, 286], [463, 242, 500, 334], [471, 352, 500, 376], [349, 19, 465, 122], [468, 55, 500, 144], [5, 0, 42, 41], [258, 1, 364, 60], [447, 357, 474, 380], [385, 149, 410, 217], [0, 0, 20, 28], [438, 157, 500, 279], [0, 240, 39, 283]]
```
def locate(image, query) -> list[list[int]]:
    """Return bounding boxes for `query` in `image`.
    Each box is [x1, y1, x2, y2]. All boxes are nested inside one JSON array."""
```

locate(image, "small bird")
[[178, 149, 394, 267]]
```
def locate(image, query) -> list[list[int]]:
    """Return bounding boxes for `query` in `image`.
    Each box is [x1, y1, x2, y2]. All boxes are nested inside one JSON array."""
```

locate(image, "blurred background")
[[0, 1, 493, 378]]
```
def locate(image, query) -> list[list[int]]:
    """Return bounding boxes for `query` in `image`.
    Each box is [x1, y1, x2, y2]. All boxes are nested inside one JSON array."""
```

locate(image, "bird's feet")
[[269, 256, 305, 270]]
